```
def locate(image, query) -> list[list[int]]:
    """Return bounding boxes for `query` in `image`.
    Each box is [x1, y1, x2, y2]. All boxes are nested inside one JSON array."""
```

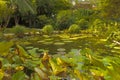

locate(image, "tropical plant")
[[12, 25, 26, 38], [97, 0, 120, 18], [9, 0, 36, 25], [0, 42, 120, 80], [56, 10, 74, 30], [0, 0, 13, 28], [68, 24, 80, 34], [76, 19, 88, 30], [42, 25, 54, 35], [37, 15, 54, 28]]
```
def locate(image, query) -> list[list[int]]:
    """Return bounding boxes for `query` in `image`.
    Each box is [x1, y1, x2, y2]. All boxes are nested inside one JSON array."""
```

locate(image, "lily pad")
[[57, 51, 66, 54], [42, 42, 53, 45], [37, 49, 45, 52], [23, 41, 31, 45], [54, 42, 65, 45], [63, 40, 73, 43], [43, 35, 50, 38], [111, 50, 120, 53], [57, 48, 66, 52], [113, 47, 120, 49], [100, 39, 107, 42], [26, 46, 34, 50], [44, 38, 53, 41], [70, 37, 79, 40], [37, 40, 45, 43]]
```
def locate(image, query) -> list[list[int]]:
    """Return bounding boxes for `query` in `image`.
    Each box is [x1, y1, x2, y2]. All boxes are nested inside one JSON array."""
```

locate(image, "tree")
[[97, 0, 120, 19], [35, 0, 72, 16], [9, 0, 36, 25], [0, 0, 13, 28]]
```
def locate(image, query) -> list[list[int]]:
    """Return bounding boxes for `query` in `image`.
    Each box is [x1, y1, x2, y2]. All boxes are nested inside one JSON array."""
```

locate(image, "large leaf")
[[10, 0, 36, 14], [34, 67, 49, 80], [12, 71, 26, 80], [16, 45, 29, 57], [0, 69, 4, 80], [0, 41, 13, 56], [89, 55, 106, 70], [31, 73, 41, 80], [49, 58, 67, 75]]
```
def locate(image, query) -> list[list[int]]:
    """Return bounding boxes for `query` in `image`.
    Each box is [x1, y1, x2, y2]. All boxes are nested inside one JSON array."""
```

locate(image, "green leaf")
[[49, 58, 66, 75], [34, 67, 49, 80], [0, 41, 13, 56], [16, 45, 29, 57], [89, 56, 106, 70], [12, 71, 26, 80], [31, 73, 41, 80]]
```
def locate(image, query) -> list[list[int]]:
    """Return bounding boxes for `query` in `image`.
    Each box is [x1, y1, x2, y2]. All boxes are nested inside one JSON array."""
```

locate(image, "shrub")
[[37, 15, 54, 28], [76, 19, 88, 30], [68, 24, 80, 34], [42, 25, 54, 34], [56, 10, 74, 30], [12, 25, 26, 38]]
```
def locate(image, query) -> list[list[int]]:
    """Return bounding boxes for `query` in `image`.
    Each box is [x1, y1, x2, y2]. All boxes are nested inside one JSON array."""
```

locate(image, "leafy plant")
[[68, 24, 80, 34], [42, 25, 54, 35], [12, 25, 26, 38], [0, 41, 120, 80], [37, 15, 54, 28], [76, 19, 88, 30], [56, 10, 74, 30]]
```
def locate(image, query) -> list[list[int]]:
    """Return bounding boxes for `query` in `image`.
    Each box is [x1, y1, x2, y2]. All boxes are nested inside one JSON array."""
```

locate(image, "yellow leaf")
[[0, 69, 4, 80]]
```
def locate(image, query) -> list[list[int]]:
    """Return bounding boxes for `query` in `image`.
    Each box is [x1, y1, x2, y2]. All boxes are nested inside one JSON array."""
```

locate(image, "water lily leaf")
[[26, 46, 34, 50], [100, 39, 107, 42], [54, 42, 65, 45], [57, 48, 66, 52], [113, 46, 120, 49], [42, 42, 53, 45]]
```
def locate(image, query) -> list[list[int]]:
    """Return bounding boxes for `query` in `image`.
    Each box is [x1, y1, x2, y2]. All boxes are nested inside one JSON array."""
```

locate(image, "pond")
[[18, 34, 113, 56]]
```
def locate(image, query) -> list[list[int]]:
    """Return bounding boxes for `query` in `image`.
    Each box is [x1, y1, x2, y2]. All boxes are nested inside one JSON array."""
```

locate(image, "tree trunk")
[[14, 16, 19, 25], [4, 16, 11, 28]]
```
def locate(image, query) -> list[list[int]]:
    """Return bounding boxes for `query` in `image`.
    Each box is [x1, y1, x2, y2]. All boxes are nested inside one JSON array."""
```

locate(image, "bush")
[[56, 10, 74, 30], [68, 24, 80, 34], [12, 25, 26, 38], [76, 19, 88, 30], [37, 15, 54, 28], [42, 25, 54, 34]]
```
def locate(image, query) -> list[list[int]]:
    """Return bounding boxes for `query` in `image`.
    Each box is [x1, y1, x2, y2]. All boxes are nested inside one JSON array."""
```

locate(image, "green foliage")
[[76, 19, 88, 30], [10, 0, 36, 15], [0, 0, 13, 26], [68, 24, 80, 34], [98, 0, 120, 18], [56, 10, 74, 30], [35, 0, 72, 16], [91, 19, 105, 32], [74, 9, 94, 19], [42, 25, 54, 34], [12, 25, 26, 38], [0, 41, 14, 56], [12, 71, 26, 80], [37, 15, 53, 28], [0, 41, 119, 80]]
